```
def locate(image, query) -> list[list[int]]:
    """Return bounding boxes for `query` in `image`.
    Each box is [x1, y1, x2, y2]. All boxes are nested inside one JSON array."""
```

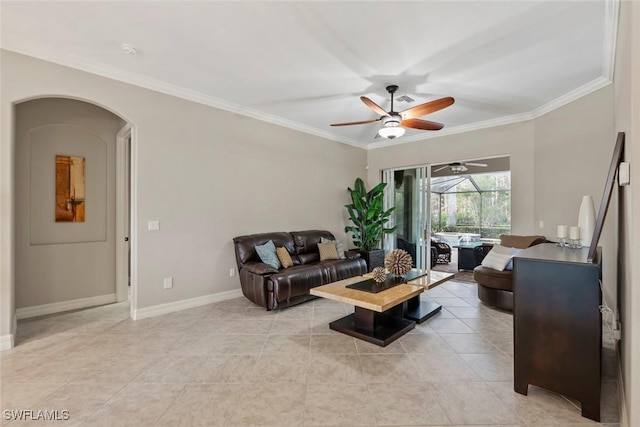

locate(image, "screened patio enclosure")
[[430, 171, 511, 243]]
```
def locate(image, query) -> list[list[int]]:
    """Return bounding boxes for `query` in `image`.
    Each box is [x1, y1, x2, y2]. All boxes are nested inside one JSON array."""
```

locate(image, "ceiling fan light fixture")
[[329, 85, 453, 136], [450, 164, 466, 173], [378, 126, 405, 139]]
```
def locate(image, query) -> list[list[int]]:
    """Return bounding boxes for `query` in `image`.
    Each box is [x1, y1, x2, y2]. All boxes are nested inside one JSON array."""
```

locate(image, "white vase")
[[578, 195, 596, 247]]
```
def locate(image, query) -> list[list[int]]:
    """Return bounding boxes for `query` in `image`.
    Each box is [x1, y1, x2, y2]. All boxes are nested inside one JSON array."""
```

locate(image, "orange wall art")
[[55, 155, 85, 222]]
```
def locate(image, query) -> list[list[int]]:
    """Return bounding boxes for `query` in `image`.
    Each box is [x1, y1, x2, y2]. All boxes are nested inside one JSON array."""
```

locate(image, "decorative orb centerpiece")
[[385, 249, 413, 277], [371, 267, 387, 283]]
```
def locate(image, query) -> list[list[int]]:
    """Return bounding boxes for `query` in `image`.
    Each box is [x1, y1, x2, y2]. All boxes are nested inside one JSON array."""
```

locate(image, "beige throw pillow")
[[320, 237, 346, 259], [317, 242, 339, 261], [276, 247, 293, 268]]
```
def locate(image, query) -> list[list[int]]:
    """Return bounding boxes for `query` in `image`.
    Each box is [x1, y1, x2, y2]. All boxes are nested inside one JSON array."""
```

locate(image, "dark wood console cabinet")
[[513, 243, 602, 421]]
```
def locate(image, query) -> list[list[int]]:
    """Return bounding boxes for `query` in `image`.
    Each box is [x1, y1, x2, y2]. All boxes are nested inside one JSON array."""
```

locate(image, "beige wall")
[[15, 98, 123, 308], [0, 50, 367, 339], [534, 87, 617, 311], [367, 120, 536, 235], [614, 2, 640, 426]]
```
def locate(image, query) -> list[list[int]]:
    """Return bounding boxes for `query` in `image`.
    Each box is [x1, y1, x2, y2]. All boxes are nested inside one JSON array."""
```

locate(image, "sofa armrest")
[[344, 250, 361, 259], [242, 261, 278, 275]]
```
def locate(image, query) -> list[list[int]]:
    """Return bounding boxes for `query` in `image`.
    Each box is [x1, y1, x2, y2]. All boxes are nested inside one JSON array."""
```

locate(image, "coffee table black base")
[[404, 297, 442, 324], [329, 307, 415, 347]]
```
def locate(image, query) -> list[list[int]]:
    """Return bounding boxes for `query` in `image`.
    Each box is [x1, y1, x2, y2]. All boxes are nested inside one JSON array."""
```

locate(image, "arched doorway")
[[12, 97, 133, 334]]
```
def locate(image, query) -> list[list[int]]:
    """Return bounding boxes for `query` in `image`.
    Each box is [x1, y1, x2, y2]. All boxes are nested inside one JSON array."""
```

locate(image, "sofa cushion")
[[255, 240, 281, 270], [276, 247, 293, 268], [317, 258, 368, 282], [291, 230, 335, 255], [242, 261, 278, 275], [269, 264, 327, 303], [318, 242, 339, 261], [473, 265, 513, 291]]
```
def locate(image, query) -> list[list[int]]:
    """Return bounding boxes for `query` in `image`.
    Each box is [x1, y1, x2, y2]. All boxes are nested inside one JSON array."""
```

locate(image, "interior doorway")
[[13, 97, 133, 322], [116, 126, 132, 303]]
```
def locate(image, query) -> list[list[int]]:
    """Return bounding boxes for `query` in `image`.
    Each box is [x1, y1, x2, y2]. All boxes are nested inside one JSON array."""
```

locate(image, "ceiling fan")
[[433, 162, 488, 174], [330, 85, 454, 139]]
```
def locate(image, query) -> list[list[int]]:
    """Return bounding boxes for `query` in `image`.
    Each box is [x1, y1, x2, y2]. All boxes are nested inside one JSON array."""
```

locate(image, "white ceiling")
[[0, 1, 617, 149]]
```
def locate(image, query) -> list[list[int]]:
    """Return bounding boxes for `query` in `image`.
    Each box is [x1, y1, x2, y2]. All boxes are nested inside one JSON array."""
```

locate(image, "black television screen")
[[588, 132, 625, 263]]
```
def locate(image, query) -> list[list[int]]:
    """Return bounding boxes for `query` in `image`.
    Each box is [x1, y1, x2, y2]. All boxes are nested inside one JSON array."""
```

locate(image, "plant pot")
[[358, 249, 385, 272]]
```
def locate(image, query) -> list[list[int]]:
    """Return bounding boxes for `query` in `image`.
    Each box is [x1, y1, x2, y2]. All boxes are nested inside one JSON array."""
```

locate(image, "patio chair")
[[397, 237, 437, 269], [431, 237, 451, 264]]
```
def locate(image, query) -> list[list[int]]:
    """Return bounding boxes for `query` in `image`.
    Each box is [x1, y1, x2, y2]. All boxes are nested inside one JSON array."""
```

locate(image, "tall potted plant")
[[345, 177, 396, 271]]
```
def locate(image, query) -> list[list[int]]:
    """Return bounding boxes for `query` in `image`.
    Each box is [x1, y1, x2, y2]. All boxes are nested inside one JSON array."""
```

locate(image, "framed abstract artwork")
[[55, 155, 85, 222]]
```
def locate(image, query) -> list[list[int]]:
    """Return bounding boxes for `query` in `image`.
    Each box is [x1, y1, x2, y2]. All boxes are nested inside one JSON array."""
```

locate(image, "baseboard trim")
[[0, 334, 14, 351], [617, 340, 628, 427], [16, 293, 117, 319], [132, 289, 244, 320]]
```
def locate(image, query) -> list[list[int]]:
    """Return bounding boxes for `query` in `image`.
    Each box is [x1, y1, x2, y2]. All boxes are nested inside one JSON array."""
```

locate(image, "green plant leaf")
[[344, 177, 393, 252], [352, 195, 364, 212], [369, 182, 387, 196]]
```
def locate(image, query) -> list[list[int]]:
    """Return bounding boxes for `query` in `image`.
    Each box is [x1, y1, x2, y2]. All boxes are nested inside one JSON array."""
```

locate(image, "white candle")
[[557, 225, 568, 239], [569, 226, 580, 240]]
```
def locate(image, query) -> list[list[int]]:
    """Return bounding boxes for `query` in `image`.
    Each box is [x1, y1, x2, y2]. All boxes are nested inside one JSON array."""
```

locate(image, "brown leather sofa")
[[233, 230, 367, 310], [473, 235, 548, 311]]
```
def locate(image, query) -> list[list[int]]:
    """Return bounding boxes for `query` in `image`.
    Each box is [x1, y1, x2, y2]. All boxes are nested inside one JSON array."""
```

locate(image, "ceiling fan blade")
[[464, 162, 488, 167], [400, 118, 444, 131], [330, 118, 381, 127], [400, 97, 455, 120], [432, 165, 449, 173], [361, 96, 390, 117]]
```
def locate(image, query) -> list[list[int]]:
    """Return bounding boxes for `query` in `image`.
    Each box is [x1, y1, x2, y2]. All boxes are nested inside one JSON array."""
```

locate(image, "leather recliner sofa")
[[473, 234, 548, 311], [233, 230, 367, 310]]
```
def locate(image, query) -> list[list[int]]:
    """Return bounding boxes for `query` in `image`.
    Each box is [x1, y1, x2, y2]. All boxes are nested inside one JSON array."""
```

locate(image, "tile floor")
[[0, 280, 620, 426]]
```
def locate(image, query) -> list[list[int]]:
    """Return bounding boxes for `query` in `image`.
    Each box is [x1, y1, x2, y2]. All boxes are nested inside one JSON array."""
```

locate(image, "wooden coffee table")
[[310, 276, 424, 347], [403, 270, 455, 323]]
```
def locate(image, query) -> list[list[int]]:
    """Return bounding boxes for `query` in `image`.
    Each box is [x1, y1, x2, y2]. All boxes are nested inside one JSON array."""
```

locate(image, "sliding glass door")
[[382, 166, 432, 270]]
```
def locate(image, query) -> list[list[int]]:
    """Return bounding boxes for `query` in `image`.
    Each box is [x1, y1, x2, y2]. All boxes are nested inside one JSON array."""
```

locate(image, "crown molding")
[[530, 75, 612, 118], [366, 0, 619, 150], [365, 111, 536, 150], [603, 0, 620, 82], [2, 0, 617, 153], [1, 44, 367, 149], [365, 73, 612, 150]]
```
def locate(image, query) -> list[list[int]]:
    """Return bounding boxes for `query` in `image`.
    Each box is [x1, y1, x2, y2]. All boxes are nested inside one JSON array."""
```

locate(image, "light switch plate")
[[148, 220, 160, 231], [163, 277, 173, 289], [619, 162, 630, 186]]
